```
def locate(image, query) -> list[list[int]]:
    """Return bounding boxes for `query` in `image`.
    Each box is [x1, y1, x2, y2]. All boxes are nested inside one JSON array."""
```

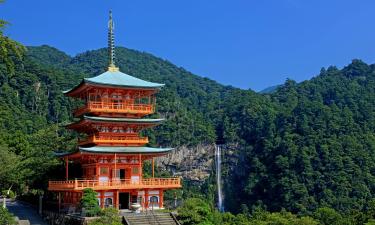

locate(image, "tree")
[[177, 198, 214, 225], [0, 1, 25, 76], [0, 146, 22, 190], [90, 208, 122, 225], [0, 207, 16, 225], [250, 209, 319, 225], [314, 207, 343, 225], [80, 188, 100, 217]]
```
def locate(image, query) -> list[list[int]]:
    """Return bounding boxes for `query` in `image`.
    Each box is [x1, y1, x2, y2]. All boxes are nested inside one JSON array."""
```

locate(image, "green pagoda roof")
[[56, 146, 173, 157], [80, 146, 173, 154], [64, 70, 164, 95], [84, 70, 164, 88]]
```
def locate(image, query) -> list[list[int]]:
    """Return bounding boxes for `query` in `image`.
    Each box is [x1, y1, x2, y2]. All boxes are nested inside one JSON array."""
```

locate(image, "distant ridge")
[[259, 85, 281, 94]]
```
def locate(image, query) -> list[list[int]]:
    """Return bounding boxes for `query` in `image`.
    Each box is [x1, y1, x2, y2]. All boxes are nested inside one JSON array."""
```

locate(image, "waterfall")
[[215, 145, 224, 212]]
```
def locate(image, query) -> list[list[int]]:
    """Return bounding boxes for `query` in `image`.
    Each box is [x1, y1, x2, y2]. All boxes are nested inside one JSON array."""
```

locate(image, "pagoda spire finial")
[[108, 10, 119, 72]]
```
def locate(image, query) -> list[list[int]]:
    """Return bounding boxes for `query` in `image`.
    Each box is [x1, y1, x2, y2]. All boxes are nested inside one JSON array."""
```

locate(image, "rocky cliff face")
[[156, 144, 216, 182], [156, 143, 239, 183]]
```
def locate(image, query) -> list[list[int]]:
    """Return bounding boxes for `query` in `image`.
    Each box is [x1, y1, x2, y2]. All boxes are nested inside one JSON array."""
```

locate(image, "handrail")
[[93, 135, 148, 141], [79, 135, 149, 145], [48, 177, 181, 190], [122, 216, 131, 225], [74, 101, 155, 116], [170, 212, 182, 225]]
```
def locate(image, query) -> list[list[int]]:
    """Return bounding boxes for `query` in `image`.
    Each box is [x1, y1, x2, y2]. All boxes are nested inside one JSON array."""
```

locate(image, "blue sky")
[[1, 0, 375, 91]]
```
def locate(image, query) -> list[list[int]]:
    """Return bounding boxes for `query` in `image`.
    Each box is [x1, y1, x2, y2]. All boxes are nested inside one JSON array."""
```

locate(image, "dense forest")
[[1, 16, 375, 224]]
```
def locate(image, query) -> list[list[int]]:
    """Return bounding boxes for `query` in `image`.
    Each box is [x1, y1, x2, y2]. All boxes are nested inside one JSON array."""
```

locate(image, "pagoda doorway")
[[119, 192, 130, 209], [119, 169, 126, 179]]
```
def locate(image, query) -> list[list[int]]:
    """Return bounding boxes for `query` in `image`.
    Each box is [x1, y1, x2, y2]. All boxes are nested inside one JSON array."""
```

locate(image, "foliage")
[[224, 60, 375, 215], [314, 207, 344, 225], [0, 6, 26, 75], [90, 208, 122, 225], [1, 190, 15, 199], [0, 207, 16, 225], [80, 188, 100, 217], [0, 146, 22, 190], [177, 198, 320, 225], [249, 209, 319, 225], [177, 198, 213, 225]]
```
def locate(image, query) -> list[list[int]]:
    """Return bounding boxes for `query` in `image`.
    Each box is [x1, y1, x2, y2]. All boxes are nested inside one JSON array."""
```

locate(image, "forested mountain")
[[1, 43, 375, 224], [224, 61, 375, 215]]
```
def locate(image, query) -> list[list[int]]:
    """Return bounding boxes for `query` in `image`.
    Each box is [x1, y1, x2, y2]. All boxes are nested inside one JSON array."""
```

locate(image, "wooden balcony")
[[79, 134, 149, 146], [74, 101, 154, 117], [48, 177, 182, 191]]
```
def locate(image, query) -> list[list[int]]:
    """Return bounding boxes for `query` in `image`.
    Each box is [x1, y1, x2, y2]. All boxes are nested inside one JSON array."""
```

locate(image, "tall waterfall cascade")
[[215, 145, 224, 212]]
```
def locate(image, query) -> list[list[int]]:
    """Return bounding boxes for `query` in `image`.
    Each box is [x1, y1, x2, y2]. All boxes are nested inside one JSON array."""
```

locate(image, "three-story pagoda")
[[48, 11, 181, 211]]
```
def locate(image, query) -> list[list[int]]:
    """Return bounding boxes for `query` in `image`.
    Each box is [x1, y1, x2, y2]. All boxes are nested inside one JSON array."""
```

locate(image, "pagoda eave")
[[55, 146, 173, 159], [66, 116, 164, 130], [64, 74, 164, 98]]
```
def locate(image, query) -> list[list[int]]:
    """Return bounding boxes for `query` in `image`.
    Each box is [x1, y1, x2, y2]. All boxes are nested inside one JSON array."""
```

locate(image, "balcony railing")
[[79, 134, 149, 146], [74, 101, 155, 117], [48, 177, 182, 191]]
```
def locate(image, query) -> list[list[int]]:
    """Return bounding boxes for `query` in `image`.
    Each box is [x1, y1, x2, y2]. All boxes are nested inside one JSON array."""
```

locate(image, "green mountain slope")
[[224, 60, 375, 214], [2, 44, 375, 217]]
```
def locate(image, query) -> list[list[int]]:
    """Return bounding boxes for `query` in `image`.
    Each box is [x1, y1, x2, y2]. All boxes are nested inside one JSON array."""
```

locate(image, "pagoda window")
[[102, 93, 109, 103], [100, 167, 109, 175], [125, 127, 134, 133], [132, 167, 139, 175], [111, 93, 121, 99], [100, 127, 109, 133], [112, 126, 124, 133], [89, 93, 95, 101], [129, 158, 137, 164], [131, 195, 139, 204], [119, 158, 127, 163], [150, 196, 159, 207], [105, 198, 113, 207]]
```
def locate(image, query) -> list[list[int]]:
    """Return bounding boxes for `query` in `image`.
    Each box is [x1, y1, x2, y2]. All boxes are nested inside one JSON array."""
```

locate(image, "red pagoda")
[[48, 11, 181, 211]]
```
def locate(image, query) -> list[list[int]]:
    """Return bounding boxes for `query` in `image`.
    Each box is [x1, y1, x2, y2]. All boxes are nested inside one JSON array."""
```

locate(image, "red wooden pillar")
[[152, 158, 155, 178], [114, 153, 117, 179], [96, 163, 100, 180], [145, 189, 149, 209], [65, 157, 69, 181], [100, 191, 104, 208], [115, 190, 119, 209], [139, 154, 142, 179], [159, 190, 163, 209], [58, 192, 61, 213]]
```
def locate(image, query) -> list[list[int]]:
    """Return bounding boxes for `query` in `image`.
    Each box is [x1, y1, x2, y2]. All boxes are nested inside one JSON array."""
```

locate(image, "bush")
[[314, 207, 343, 225], [0, 207, 16, 225], [1, 190, 15, 199], [90, 208, 121, 225], [177, 198, 213, 225], [80, 188, 100, 217]]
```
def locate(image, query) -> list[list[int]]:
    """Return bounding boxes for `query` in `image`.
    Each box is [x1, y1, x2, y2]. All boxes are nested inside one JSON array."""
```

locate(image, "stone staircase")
[[123, 212, 179, 225]]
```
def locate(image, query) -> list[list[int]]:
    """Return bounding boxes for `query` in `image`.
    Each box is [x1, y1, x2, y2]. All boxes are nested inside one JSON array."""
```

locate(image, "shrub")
[[0, 207, 16, 225], [80, 188, 100, 217]]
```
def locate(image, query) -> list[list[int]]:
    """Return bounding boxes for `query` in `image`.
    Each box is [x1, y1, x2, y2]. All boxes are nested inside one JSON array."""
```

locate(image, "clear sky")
[[1, 0, 375, 91]]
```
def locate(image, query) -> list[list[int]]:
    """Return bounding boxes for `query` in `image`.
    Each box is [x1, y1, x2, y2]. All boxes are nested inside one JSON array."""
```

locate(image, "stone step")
[[124, 212, 178, 225]]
